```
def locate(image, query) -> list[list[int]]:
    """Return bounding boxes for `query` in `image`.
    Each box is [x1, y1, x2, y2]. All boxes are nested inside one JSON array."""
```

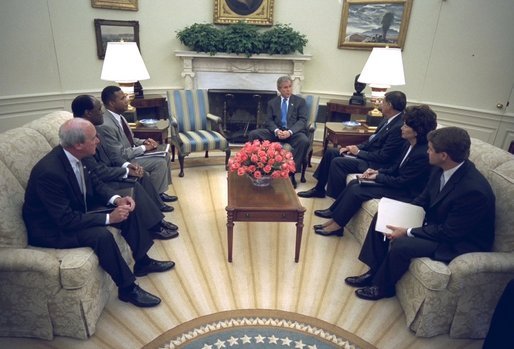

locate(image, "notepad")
[[376, 197, 425, 234]]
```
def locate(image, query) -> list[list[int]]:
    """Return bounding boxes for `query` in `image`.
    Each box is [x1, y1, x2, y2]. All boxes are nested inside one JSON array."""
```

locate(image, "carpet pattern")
[[145, 309, 376, 349]]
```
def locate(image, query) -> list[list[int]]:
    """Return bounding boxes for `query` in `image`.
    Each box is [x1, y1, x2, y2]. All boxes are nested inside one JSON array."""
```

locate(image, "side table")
[[130, 94, 169, 120], [326, 99, 373, 122], [323, 122, 375, 154], [129, 119, 169, 145]]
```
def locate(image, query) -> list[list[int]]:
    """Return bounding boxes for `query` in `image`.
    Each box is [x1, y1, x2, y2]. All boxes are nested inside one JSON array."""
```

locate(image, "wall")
[[0, 0, 513, 149]]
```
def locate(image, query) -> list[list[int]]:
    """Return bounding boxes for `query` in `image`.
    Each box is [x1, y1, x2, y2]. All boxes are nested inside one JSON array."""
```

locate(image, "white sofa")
[[345, 136, 514, 338], [0, 111, 132, 340]]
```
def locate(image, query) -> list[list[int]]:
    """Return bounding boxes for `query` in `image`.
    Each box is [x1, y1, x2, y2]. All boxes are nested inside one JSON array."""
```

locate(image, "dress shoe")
[[345, 271, 374, 288], [355, 286, 395, 301], [151, 227, 179, 240], [314, 209, 333, 219], [134, 258, 175, 277], [161, 220, 178, 231], [313, 224, 325, 230], [314, 227, 344, 237], [297, 187, 326, 198], [160, 204, 174, 212], [118, 284, 161, 307], [160, 193, 178, 202]]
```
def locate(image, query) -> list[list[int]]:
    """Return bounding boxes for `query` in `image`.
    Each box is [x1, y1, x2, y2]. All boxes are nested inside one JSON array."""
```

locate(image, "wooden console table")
[[323, 122, 375, 154], [226, 173, 306, 263], [326, 99, 373, 122], [130, 94, 169, 120], [129, 119, 169, 144]]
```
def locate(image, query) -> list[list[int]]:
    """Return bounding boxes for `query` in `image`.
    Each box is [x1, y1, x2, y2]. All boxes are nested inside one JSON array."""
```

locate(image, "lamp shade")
[[100, 42, 150, 83], [358, 47, 405, 88]]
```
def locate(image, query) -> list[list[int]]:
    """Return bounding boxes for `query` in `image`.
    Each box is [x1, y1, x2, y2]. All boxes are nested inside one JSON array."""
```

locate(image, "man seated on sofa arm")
[[345, 127, 495, 301], [23, 118, 175, 308]]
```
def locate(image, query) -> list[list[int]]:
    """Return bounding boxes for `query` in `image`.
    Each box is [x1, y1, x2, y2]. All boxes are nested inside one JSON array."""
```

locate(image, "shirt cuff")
[[122, 162, 131, 168], [407, 228, 414, 237]]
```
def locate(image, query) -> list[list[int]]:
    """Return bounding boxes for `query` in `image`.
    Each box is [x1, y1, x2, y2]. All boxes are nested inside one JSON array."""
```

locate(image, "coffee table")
[[226, 172, 306, 263]]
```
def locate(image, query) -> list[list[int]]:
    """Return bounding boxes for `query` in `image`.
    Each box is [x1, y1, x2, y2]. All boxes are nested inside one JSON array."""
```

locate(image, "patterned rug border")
[[143, 309, 377, 349]]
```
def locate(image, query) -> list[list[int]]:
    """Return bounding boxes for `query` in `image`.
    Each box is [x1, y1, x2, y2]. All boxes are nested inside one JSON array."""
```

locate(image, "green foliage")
[[176, 22, 307, 56], [176, 23, 222, 55], [261, 24, 308, 54]]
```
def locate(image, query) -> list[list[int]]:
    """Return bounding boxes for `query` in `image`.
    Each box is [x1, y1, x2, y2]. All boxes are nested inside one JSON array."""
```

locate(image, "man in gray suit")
[[248, 76, 310, 187], [98, 86, 176, 203]]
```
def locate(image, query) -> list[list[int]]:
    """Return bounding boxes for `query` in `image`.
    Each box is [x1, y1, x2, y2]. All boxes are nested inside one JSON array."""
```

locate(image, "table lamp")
[[357, 47, 405, 125], [100, 41, 150, 109]]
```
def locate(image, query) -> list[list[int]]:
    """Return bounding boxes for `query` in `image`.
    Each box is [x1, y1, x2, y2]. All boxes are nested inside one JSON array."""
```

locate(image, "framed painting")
[[91, 0, 138, 11], [94, 19, 140, 59], [338, 0, 413, 50], [214, 0, 274, 26]]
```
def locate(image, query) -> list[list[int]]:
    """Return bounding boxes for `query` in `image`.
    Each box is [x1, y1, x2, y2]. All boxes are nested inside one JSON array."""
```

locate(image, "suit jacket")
[[356, 113, 404, 168], [411, 160, 496, 262], [22, 146, 117, 248], [265, 94, 308, 135], [98, 110, 144, 161], [374, 142, 432, 198], [83, 129, 128, 180]]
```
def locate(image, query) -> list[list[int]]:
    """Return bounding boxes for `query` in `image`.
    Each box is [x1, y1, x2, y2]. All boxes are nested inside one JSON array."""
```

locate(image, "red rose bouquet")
[[228, 140, 296, 179]]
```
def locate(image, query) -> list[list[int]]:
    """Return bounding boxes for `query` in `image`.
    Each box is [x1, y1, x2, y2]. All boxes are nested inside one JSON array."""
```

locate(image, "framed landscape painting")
[[94, 19, 140, 59], [91, 0, 138, 11], [214, 0, 274, 26], [338, 0, 413, 50]]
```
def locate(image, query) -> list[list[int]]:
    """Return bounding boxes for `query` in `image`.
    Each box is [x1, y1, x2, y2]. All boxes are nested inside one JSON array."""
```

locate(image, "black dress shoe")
[[314, 209, 333, 219], [345, 271, 374, 288], [118, 284, 161, 307], [134, 258, 175, 276], [151, 227, 179, 240], [160, 193, 178, 202], [313, 224, 325, 230], [160, 204, 174, 212], [161, 220, 178, 231], [297, 187, 326, 198], [355, 286, 395, 301], [314, 227, 344, 237]]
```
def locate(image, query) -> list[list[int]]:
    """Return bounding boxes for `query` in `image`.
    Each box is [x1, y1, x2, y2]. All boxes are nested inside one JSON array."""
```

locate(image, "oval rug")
[[144, 309, 376, 349]]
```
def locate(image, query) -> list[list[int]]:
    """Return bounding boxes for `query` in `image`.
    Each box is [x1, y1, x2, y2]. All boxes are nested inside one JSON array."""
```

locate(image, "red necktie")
[[120, 116, 135, 146]]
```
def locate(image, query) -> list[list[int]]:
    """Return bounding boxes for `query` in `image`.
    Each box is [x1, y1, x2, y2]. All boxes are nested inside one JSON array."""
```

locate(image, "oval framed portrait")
[[214, 0, 274, 26]]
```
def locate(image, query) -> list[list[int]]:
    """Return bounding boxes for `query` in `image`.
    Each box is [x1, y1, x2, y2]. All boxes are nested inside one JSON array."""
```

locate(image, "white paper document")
[[375, 197, 425, 234]]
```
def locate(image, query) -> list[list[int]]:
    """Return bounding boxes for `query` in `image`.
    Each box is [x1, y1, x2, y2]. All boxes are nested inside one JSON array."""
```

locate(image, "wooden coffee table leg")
[[294, 212, 305, 263], [227, 211, 234, 262]]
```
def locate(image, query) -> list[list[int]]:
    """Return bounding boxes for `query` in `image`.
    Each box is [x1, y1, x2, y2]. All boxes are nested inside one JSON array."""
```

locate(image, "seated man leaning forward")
[[23, 118, 175, 308], [313, 105, 438, 236], [248, 75, 310, 187], [345, 127, 495, 301], [298, 91, 406, 199]]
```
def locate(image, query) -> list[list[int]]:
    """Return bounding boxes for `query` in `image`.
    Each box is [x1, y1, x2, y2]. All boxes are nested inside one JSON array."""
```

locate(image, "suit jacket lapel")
[[57, 146, 86, 209], [430, 161, 468, 207]]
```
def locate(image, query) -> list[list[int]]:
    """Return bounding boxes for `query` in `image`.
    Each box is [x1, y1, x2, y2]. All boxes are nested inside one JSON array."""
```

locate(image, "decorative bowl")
[[138, 119, 159, 127], [342, 121, 361, 129]]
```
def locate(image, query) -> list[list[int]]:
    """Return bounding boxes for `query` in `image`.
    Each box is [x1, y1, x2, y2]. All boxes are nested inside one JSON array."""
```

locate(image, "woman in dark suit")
[[314, 105, 438, 236]]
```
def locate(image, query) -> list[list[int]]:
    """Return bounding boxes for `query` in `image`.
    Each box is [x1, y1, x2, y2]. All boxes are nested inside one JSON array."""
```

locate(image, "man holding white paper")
[[345, 127, 495, 301]]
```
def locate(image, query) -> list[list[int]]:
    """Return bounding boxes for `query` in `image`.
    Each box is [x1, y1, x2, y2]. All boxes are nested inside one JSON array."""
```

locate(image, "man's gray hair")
[[59, 118, 90, 148], [276, 76, 292, 89]]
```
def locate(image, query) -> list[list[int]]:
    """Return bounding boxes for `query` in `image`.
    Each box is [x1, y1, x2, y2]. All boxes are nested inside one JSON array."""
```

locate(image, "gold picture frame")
[[91, 0, 138, 11], [338, 0, 412, 50], [94, 19, 140, 59], [214, 0, 274, 26]]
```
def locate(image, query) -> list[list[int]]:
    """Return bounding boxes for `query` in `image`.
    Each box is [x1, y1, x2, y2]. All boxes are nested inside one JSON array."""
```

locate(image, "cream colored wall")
[[1, 0, 513, 148]]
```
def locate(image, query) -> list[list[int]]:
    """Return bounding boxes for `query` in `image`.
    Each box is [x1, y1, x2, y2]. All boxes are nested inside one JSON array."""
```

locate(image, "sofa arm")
[[448, 252, 514, 292]]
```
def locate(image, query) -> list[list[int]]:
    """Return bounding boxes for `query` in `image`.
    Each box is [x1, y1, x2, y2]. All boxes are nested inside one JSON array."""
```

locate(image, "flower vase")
[[247, 174, 272, 187]]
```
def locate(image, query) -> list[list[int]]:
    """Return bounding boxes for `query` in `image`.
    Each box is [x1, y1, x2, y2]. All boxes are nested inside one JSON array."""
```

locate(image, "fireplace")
[[175, 50, 312, 143]]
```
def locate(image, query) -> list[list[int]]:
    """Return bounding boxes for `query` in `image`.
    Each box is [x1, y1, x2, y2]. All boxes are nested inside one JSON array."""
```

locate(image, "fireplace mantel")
[[175, 50, 312, 93]]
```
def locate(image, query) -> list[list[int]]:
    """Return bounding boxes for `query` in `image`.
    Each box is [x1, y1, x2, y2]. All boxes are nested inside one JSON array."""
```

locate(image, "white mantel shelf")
[[174, 50, 312, 93]]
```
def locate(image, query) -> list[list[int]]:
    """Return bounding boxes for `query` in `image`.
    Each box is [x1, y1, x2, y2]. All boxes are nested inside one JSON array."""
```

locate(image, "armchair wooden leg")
[[301, 158, 307, 183], [171, 145, 176, 162], [205, 151, 209, 158], [225, 148, 231, 170], [178, 155, 185, 177], [307, 149, 313, 168]]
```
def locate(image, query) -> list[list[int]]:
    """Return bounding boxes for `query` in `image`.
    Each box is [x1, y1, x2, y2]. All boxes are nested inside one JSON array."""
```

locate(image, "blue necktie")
[[281, 98, 288, 128], [369, 120, 387, 142]]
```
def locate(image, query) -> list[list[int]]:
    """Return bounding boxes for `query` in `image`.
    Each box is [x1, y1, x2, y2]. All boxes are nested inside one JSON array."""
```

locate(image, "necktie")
[[439, 173, 446, 192], [369, 121, 387, 142], [281, 98, 288, 128], [120, 116, 135, 146], [76, 160, 88, 211]]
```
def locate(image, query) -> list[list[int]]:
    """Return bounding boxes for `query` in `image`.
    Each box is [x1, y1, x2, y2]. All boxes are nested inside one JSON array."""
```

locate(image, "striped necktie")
[[76, 160, 88, 211], [120, 115, 135, 146]]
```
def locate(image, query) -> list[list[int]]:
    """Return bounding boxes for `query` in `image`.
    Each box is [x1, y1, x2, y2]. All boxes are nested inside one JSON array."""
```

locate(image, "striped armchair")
[[167, 89, 231, 177], [297, 94, 320, 183]]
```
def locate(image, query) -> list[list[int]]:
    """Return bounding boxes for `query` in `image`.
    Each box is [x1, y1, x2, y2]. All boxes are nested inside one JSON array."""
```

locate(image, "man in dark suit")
[[298, 91, 406, 199], [71, 94, 179, 239], [345, 127, 496, 301], [98, 86, 176, 204], [313, 105, 437, 236], [23, 118, 175, 308], [248, 76, 310, 187]]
